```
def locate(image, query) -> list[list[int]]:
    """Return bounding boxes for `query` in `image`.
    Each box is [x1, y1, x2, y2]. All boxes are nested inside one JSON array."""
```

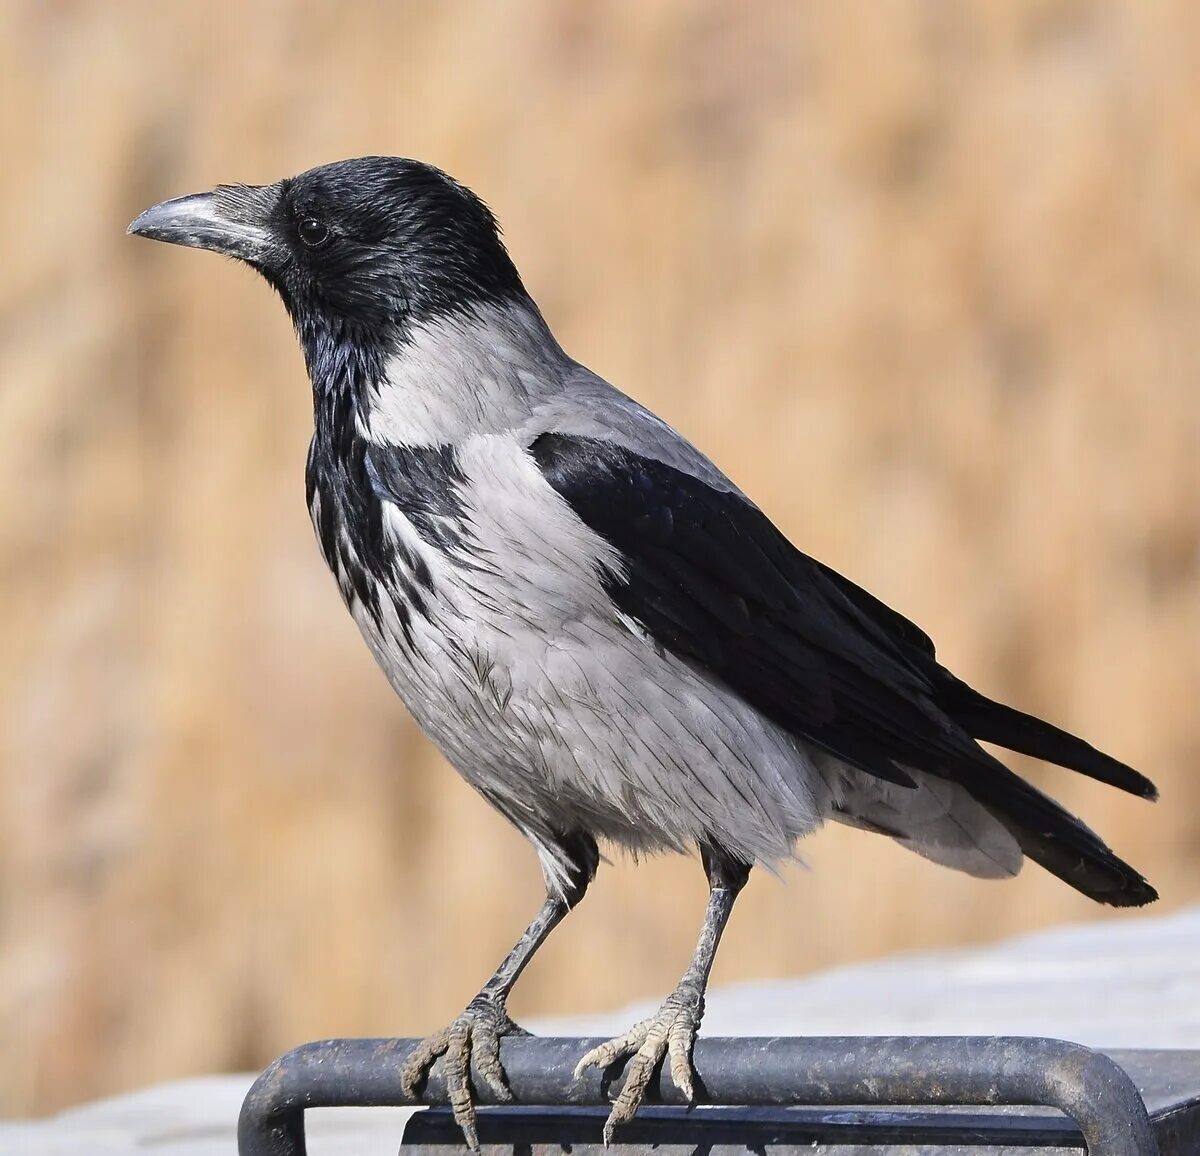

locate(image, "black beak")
[[127, 185, 277, 264]]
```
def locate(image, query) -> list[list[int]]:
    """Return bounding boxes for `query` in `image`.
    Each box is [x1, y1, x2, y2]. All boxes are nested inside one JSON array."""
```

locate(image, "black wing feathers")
[[934, 675, 1158, 800], [532, 433, 1156, 907], [534, 432, 935, 789]]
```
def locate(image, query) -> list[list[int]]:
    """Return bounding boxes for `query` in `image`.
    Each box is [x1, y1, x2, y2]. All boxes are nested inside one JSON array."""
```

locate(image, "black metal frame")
[[237, 1035, 1168, 1155]]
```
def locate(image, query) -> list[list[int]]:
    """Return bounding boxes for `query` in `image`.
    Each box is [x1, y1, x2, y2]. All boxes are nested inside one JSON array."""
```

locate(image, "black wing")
[[532, 433, 969, 789], [532, 433, 1157, 907]]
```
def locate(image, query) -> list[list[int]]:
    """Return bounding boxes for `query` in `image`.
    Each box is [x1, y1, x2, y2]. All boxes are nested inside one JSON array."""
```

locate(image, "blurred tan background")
[[1, 0, 1198, 1119]]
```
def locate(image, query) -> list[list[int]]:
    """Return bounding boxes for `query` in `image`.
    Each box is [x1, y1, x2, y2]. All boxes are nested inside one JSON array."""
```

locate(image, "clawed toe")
[[400, 997, 526, 1152], [573, 985, 704, 1144]]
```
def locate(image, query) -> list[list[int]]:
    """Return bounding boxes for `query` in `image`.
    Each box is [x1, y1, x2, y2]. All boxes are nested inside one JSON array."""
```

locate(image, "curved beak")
[[127, 185, 277, 264]]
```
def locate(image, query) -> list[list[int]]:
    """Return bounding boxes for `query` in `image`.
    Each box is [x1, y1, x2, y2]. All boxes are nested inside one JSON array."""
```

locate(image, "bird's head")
[[128, 157, 527, 380]]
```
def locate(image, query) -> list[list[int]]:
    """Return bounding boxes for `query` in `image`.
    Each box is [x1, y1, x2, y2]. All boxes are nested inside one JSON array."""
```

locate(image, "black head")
[[128, 157, 527, 379]]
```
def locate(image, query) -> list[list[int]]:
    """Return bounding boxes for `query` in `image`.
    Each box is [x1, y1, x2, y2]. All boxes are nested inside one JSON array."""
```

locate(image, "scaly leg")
[[402, 831, 598, 1151], [575, 844, 750, 1144]]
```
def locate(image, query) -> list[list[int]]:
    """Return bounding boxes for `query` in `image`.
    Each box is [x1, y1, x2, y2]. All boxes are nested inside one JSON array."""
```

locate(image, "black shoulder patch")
[[366, 442, 473, 555], [305, 384, 471, 640]]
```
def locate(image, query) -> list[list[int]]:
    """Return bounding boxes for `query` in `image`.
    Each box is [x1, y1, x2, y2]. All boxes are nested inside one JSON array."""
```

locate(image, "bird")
[[129, 156, 1157, 1149]]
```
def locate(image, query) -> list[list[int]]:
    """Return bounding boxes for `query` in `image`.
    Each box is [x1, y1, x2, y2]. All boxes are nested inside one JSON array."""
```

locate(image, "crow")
[[129, 157, 1156, 1148]]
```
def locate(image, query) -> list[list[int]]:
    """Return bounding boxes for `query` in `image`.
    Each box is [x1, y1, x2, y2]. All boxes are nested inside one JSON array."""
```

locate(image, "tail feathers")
[[966, 756, 1158, 907], [939, 677, 1158, 801], [833, 769, 1023, 880]]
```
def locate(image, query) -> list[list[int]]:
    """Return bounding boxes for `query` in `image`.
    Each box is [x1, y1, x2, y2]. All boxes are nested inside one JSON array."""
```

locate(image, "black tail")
[[933, 674, 1157, 906], [938, 676, 1158, 800], [962, 753, 1158, 907]]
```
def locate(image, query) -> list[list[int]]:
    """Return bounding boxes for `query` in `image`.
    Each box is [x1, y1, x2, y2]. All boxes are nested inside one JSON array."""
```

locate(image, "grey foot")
[[573, 983, 704, 1144], [400, 995, 529, 1151]]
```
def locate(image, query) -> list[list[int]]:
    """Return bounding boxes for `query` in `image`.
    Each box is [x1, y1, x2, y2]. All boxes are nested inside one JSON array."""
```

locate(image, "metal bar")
[[399, 1102, 1089, 1150], [237, 1035, 1159, 1156]]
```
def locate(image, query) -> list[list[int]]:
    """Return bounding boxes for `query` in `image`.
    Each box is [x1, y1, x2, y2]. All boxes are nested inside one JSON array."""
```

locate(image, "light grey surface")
[[4, 905, 1197, 1156], [536, 903, 1200, 1048], [0, 1075, 418, 1156]]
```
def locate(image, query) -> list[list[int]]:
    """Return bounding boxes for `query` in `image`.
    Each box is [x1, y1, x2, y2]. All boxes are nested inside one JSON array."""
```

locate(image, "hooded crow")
[[129, 157, 1157, 1147]]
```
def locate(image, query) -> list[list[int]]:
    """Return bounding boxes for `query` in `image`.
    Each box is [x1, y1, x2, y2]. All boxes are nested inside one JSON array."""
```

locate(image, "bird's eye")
[[297, 218, 330, 248]]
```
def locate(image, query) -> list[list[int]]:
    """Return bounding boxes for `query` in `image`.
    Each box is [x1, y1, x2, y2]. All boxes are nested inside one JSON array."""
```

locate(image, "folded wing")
[[531, 432, 1156, 906]]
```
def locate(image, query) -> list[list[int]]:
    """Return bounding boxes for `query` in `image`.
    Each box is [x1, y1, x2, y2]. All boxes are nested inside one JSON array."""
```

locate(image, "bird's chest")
[[306, 449, 457, 689], [304, 434, 625, 769]]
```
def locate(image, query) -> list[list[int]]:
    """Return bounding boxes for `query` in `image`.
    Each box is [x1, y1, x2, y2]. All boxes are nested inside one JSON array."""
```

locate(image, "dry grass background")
[[1, 0, 1198, 1118]]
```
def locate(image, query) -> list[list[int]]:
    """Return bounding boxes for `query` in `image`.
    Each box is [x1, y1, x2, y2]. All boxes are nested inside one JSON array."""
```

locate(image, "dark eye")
[[297, 218, 330, 248]]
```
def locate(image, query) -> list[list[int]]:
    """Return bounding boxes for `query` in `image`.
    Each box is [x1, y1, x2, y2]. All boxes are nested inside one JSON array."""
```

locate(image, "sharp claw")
[[667, 1017, 697, 1100], [484, 1074, 513, 1103], [669, 1054, 695, 1102], [603, 1054, 651, 1144], [474, 1031, 513, 1102], [577, 993, 704, 1141], [572, 1048, 603, 1082], [574, 1018, 654, 1083], [399, 1029, 450, 1097], [450, 1096, 478, 1152], [573, 1040, 618, 1082], [400, 1000, 525, 1150]]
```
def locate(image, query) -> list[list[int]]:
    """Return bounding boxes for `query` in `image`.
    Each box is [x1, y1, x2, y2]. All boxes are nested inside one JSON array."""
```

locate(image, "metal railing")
[[238, 1035, 1163, 1155]]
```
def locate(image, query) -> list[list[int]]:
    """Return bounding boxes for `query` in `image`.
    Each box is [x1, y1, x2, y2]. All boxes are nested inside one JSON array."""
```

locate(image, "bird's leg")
[[575, 844, 750, 1144], [401, 831, 598, 1151]]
